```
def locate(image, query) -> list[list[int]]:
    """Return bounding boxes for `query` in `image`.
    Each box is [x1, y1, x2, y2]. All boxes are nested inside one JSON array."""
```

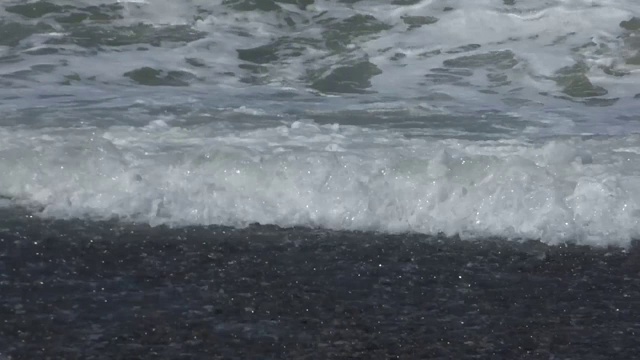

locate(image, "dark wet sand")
[[1, 214, 640, 359]]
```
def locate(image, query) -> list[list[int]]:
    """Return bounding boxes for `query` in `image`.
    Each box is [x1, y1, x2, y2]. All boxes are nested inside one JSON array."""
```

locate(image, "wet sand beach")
[[1, 214, 639, 359]]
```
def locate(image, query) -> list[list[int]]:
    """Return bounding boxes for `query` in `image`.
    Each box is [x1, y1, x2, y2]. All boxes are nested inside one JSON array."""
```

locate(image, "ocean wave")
[[1, 119, 639, 246]]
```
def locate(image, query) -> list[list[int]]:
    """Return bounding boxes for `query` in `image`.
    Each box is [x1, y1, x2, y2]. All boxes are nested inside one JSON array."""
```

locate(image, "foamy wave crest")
[[1, 120, 639, 246]]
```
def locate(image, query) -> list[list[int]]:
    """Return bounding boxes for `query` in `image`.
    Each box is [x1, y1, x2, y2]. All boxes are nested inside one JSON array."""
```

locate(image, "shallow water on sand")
[[2, 1, 640, 357], [1, 0, 640, 245]]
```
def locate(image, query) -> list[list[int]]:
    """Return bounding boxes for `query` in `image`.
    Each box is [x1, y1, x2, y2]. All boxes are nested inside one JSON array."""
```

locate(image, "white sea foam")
[[1, 0, 638, 120], [1, 120, 639, 246], [1, 1, 639, 246]]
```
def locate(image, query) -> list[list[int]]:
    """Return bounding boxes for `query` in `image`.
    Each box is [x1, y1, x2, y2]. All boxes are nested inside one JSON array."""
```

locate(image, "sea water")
[[1, 0, 639, 246]]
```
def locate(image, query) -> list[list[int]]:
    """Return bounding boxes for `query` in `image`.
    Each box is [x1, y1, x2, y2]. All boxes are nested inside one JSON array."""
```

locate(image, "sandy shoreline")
[[1, 216, 639, 358]]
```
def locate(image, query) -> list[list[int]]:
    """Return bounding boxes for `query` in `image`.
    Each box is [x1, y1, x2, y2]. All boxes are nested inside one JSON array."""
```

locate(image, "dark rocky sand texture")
[[1, 214, 640, 359]]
